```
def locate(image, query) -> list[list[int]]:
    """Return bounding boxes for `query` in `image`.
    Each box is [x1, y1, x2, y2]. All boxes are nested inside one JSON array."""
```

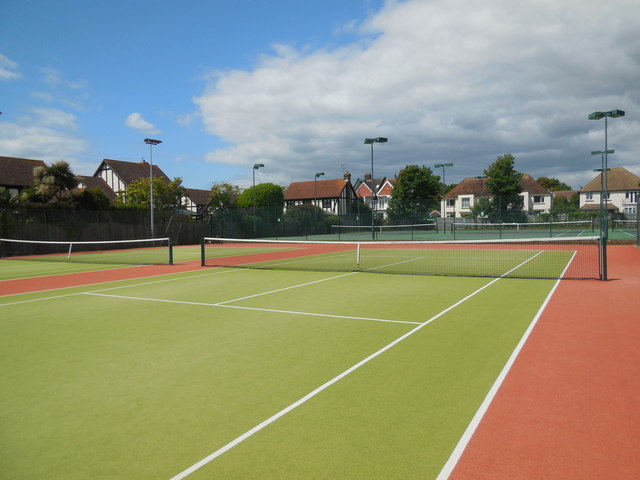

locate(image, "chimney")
[[364, 172, 372, 181], [344, 171, 351, 182]]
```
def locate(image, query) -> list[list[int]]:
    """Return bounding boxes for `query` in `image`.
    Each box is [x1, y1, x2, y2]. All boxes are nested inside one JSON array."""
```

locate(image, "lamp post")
[[252, 163, 264, 236], [314, 172, 325, 232], [364, 137, 388, 239], [314, 172, 324, 209], [591, 151, 615, 234], [589, 109, 624, 281], [144, 138, 162, 238], [588, 109, 624, 239], [474, 175, 488, 197], [435, 163, 453, 232]]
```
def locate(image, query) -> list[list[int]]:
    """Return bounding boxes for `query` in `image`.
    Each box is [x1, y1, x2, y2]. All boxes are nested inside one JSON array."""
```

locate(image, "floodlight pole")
[[144, 138, 162, 238], [435, 163, 453, 232], [314, 172, 325, 232], [314, 172, 324, 209], [364, 137, 388, 240], [252, 163, 264, 236], [589, 109, 624, 280]]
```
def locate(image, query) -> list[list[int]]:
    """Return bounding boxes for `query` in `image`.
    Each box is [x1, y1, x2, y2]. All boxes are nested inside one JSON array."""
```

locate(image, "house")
[[354, 173, 395, 218], [579, 166, 640, 216], [0, 155, 47, 197], [284, 172, 357, 215], [76, 175, 118, 203], [442, 174, 552, 218], [93, 158, 201, 211], [185, 188, 211, 215], [93, 158, 171, 195]]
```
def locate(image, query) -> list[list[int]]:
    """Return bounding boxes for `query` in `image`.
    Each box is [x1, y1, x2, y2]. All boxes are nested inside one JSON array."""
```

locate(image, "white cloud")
[[0, 108, 92, 174], [194, 0, 640, 189], [125, 112, 161, 135], [0, 53, 22, 80]]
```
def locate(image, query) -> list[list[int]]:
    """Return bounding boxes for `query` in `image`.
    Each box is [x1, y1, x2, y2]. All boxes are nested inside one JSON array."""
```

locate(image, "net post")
[[168, 238, 173, 265], [200, 237, 205, 266], [601, 236, 608, 281], [356, 242, 361, 267]]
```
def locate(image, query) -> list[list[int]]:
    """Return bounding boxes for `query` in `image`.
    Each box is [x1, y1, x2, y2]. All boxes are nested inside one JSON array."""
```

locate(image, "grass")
[[0, 263, 558, 479]]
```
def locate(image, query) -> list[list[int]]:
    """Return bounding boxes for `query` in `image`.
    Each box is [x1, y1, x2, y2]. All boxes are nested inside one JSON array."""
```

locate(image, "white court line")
[[215, 271, 357, 305], [82, 292, 420, 326], [0, 265, 243, 300], [168, 251, 544, 480], [434, 250, 576, 480]]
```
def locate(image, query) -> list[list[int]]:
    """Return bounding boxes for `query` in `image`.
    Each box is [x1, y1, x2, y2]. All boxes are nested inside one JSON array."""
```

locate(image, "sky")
[[1, 0, 639, 192]]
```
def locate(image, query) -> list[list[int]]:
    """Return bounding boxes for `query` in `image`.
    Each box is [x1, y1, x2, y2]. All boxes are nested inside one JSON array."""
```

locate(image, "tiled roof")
[[553, 190, 577, 200], [95, 158, 171, 185], [284, 179, 349, 200], [520, 173, 549, 194], [579, 167, 640, 192], [445, 174, 550, 198], [354, 177, 386, 198], [0, 156, 47, 188], [186, 188, 211, 206], [445, 177, 487, 198], [76, 175, 117, 201]]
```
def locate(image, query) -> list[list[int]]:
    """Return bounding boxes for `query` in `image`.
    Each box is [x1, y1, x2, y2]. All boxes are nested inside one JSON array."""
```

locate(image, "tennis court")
[[0, 238, 636, 479]]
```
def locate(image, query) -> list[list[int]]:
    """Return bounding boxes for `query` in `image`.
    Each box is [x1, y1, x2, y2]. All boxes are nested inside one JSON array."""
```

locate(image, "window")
[[625, 191, 638, 203], [624, 206, 637, 215], [461, 198, 470, 209], [533, 196, 544, 203], [446, 199, 455, 207], [586, 193, 593, 201], [322, 198, 331, 209]]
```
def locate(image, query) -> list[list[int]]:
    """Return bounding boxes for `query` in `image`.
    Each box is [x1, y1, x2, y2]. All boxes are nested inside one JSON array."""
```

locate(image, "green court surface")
[[0, 262, 560, 479]]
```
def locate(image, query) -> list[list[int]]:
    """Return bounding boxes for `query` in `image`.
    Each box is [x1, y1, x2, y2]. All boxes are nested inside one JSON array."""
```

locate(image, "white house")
[[442, 174, 552, 218], [579, 166, 640, 216]]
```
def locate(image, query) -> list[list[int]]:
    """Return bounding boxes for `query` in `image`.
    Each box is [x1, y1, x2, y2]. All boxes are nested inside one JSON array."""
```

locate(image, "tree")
[[71, 187, 112, 210], [536, 177, 572, 191], [116, 176, 188, 212], [470, 197, 493, 219], [484, 154, 523, 215], [550, 192, 580, 216], [387, 165, 440, 223], [30, 160, 77, 203], [236, 183, 284, 209], [208, 183, 242, 213]]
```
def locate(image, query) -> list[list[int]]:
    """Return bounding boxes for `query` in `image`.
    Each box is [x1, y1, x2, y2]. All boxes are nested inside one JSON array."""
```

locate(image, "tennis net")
[[330, 223, 437, 240], [612, 219, 638, 237], [0, 237, 173, 265], [451, 220, 594, 239], [201, 236, 601, 280]]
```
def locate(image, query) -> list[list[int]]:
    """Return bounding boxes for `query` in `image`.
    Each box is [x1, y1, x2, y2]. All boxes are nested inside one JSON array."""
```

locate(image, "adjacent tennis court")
[[0, 238, 637, 479]]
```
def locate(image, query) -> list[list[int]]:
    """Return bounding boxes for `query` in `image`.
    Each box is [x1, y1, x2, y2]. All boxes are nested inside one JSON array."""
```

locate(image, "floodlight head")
[[253, 163, 265, 169], [589, 109, 625, 120], [315, 172, 325, 178], [144, 138, 162, 145], [364, 137, 388, 144], [435, 163, 454, 168]]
